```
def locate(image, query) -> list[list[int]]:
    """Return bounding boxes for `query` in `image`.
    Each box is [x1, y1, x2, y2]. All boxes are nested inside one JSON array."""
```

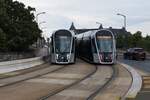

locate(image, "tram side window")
[[92, 39, 97, 53], [71, 39, 75, 53]]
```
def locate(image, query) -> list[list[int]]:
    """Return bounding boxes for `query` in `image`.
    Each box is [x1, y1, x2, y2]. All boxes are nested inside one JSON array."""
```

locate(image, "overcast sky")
[[16, 0, 150, 37]]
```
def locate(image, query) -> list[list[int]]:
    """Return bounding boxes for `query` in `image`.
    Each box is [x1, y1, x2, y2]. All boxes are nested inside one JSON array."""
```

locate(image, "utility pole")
[[35, 12, 46, 48], [117, 13, 127, 30], [36, 12, 46, 26], [117, 13, 128, 49]]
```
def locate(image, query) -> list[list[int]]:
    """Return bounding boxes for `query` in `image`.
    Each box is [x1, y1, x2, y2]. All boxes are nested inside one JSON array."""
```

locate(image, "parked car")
[[124, 48, 146, 60]]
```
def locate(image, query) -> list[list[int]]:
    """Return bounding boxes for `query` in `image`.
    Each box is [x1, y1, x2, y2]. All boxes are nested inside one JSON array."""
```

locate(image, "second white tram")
[[76, 29, 116, 64], [51, 29, 75, 64]]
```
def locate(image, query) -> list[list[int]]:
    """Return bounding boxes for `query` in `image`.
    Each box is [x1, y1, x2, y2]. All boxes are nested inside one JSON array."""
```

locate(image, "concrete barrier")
[[0, 57, 42, 66], [119, 62, 142, 100], [0, 57, 44, 74]]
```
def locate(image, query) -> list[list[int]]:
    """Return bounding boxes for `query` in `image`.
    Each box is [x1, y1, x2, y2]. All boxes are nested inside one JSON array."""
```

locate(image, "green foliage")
[[142, 36, 150, 51], [116, 35, 125, 48], [116, 33, 131, 49], [117, 31, 150, 52], [0, 28, 6, 51], [0, 0, 41, 51], [131, 31, 142, 47]]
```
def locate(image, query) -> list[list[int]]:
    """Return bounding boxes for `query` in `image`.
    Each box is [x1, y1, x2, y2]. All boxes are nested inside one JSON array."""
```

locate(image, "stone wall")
[[0, 52, 36, 62]]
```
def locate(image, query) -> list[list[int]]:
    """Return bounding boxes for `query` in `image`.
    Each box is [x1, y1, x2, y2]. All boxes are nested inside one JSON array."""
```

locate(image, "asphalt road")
[[118, 56, 150, 100], [118, 56, 150, 74]]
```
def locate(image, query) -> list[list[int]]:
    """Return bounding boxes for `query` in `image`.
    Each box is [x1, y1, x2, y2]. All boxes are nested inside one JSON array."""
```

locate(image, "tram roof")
[[52, 29, 75, 36], [76, 29, 114, 38]]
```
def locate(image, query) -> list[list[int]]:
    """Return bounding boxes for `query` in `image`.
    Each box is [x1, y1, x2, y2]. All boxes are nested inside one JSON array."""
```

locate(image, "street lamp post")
[[39, 21, 46, 26], [117, 13, 128, 49], [36, 12, 46, 25], [96, 22, 102, 26], [41, 27, 47, 30], [35, 12, 46, 48], [40, 27, 47, 47], [47, 38, 50, 56], [39, 21, 46, 30], [117, 13, 126, 29], [96, 22, 103, 29]]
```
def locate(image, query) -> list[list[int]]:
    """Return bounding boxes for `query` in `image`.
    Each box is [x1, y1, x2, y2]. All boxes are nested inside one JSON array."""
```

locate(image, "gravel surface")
[[0, 60, 95, 100], [0, 63, 48, 79], [47, 65, 113, 100], [93, 64, 132, 100], [0, 64, 63, 87]]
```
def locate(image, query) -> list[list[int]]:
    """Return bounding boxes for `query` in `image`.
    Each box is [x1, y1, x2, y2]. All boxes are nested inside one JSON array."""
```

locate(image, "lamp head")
[[42, 12, 46, 14]]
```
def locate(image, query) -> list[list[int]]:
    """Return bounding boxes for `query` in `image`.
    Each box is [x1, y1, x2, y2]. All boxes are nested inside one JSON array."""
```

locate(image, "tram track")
[[43, 65, 115, 100], [0, 64, 67, 87], [93, 64, 132, 100], [0, 63, 48, 79], [86, 65, 117, 100], [0, 60, 96, 100], [39, 64, 98, 100]]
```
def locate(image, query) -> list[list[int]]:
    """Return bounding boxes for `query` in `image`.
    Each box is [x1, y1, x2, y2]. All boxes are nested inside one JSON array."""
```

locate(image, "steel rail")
[[86, 65, 118, 100], [0, 64, 67, 88], [39, 64, 98, 100]]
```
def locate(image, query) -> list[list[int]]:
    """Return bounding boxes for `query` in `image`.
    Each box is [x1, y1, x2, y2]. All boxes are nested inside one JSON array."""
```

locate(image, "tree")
[[116, 35, 125, 48], [131, 31, 142, 47], [0, 28, 6, 51], [116, 32, 132, 49], [145, 35, 150, 40], [116, 30, 150, 52], [0, 0, 41, 51], [144, 35, 150, 51]]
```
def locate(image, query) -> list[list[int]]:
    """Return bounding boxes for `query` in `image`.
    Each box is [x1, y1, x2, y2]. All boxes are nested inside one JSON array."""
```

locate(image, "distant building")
[[69, 22, 131, 38]]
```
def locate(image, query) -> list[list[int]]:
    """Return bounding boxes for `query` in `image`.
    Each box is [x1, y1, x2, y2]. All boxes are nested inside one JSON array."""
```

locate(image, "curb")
[[119, 62, 142, 100], [0, 57, 42, 66]]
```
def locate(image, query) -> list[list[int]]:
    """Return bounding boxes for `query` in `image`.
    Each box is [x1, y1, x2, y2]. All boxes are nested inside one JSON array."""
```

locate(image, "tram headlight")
[[99, 54, 103, 60], [110, 54, 113, 59], [56, 54, 59, 59], [67, 54, 70, 59]]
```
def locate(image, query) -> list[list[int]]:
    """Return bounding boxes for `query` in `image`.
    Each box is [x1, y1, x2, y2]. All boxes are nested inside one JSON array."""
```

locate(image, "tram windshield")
[[55, 36, 71, 53], [97, 36, 113, 52]]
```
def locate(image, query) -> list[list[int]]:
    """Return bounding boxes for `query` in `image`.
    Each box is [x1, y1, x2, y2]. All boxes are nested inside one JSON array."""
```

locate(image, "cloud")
[[127, 16, 150, 26], [15, 0, 150, 37], [128, 21, 150, 36]]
